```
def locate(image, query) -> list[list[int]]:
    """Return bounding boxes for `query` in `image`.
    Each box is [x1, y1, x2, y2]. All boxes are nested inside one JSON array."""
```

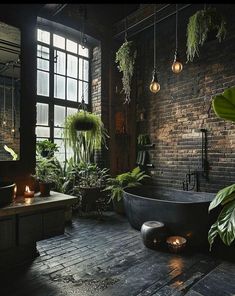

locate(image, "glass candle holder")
[[24, 186, 34, 198], [166, 236, 187, 253]]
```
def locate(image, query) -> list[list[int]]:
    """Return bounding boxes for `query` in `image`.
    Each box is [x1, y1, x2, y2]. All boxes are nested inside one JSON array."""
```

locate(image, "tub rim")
[[123, 186, 215, 205]]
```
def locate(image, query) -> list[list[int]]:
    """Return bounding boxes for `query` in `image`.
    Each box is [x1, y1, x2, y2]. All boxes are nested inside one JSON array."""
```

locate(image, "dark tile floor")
[[0, 212, 235, 296]]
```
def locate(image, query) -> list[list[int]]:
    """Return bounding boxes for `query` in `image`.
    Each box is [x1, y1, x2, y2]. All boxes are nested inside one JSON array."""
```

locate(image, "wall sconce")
[[150, 5, 160, 93], [172, 4, 183, 74]]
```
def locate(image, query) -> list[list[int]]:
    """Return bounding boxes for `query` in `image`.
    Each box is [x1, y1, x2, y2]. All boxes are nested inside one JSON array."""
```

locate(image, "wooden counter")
[[0, 191, 78, 269]]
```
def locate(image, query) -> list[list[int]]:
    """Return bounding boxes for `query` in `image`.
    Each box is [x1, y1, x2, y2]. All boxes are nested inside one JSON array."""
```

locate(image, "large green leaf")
[[208, 221, 219, 251], [212, 87, 235, 123], [217, 200, 235, 246], [209, 183, 235, 212]]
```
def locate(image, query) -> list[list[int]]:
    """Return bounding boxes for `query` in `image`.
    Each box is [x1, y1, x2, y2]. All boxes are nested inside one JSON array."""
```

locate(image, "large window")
[[36, 27, 90, 163]]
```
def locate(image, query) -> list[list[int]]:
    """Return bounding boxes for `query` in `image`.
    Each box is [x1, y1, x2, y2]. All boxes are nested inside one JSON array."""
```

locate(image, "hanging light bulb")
[[172, 51, 183, 73], [172, 4, 183, 74], [150, 68, 160, 93], [150, 5, 160, 93]]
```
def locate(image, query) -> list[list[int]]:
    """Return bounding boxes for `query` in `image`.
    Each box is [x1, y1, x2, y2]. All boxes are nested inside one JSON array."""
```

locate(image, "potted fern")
[[186, 7, 226, 62], [115, 40, 137, 104], [104, 167, 149, 215]]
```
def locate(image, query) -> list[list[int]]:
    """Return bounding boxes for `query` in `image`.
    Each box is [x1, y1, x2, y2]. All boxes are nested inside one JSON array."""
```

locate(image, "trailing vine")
[[115, 40, 137, 104], [186, 7, 226, 62]]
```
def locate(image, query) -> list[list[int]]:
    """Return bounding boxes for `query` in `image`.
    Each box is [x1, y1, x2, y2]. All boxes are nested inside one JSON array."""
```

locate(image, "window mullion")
[[49, 36, 54, 142]]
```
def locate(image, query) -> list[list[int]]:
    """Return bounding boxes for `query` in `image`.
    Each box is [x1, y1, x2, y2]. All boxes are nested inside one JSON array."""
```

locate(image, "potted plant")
[[186, 7, 226, 62], [62, 160, 109, 212], [208, 87, 235, 254], [104, 166, 149, 215], [34, 156, 60, 197], [115, 40, 137, 104], [64, 111, 108, 164], [36, 140, 59, 158]]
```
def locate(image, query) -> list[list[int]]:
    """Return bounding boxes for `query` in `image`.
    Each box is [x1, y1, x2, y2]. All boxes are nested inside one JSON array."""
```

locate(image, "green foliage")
[[186, 7, 226, 62], [4, 145, 18, 160], [36, 140, 59, 158], [212, 87, 235, 123], [137, 134, 150, 146], [61, 159, 109, 195], [115, 40, 137, 104], [103, 166, 150, 202], [64, 111, 108, 163], [34, 155, 61, 184]]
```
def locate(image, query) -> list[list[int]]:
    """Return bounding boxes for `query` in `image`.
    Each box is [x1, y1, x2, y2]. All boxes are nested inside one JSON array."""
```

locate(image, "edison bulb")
[[11, 128, 15, 133], [150, 81, 161, 93], [172, 60, 183, 73], [2, 120, 6, 126]]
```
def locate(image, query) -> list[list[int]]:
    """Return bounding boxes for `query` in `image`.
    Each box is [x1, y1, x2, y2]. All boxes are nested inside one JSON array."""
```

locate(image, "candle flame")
[[25, 186, 30, 192], [14, 185, 17, 193], [173, 239, 180, 245]]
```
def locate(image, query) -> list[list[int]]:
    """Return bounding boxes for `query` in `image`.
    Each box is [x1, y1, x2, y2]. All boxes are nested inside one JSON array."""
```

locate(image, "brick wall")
[[114, 4, 235, 193]]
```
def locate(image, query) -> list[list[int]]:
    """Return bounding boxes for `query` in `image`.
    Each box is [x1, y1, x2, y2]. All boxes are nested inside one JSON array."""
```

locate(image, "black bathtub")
[[123, 186, 216, 247]]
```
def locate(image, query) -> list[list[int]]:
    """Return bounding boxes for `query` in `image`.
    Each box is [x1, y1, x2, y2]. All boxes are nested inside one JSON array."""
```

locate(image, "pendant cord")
[[12, 64, 14, 129], [175, 4, 178, 53], [124, 17, 128, 41], [153, 4, 156, 70]]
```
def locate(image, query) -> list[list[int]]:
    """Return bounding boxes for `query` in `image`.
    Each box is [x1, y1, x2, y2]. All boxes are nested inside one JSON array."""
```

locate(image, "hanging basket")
[[74, 119, 95, 131]]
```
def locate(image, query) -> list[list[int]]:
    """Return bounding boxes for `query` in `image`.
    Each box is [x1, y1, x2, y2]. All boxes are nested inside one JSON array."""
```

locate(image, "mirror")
[[0, 21, 20, 161]]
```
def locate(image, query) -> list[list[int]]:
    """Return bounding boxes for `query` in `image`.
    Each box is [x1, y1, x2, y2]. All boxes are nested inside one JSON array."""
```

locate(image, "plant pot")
[[79, 187, 103, 212], [112, 198, 125, 216], [0, 181, 15, 207], [39, 182, 52, 197], [74, 121, 95, 131]]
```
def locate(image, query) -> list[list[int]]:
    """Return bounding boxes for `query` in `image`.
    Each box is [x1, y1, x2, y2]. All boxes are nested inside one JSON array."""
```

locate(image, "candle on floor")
[[24, 186, 34, 198], [166, 236, 187, 253]]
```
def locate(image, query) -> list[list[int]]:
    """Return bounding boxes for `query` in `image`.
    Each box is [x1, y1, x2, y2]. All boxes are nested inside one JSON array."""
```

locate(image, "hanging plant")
[[186, 7, 226, 62], [64, 110, 108, 163], [115, 40, 137, 104]]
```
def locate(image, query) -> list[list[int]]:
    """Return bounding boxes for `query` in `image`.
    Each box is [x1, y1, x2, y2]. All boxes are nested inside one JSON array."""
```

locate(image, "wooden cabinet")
[[0, 216, 16, 250], [18, 208, 65, 245]]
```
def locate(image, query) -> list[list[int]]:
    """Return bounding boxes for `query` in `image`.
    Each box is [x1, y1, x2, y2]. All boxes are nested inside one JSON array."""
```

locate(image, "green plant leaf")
[[4, 145, 18, 160], [209, 183, 235, 212], [217, 200, 235, 246], [212, 87, 235, 123], [208, 221, 219, 251]]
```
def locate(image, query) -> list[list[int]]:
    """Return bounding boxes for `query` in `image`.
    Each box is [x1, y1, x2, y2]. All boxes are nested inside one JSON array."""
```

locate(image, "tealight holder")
[[24, 186, 34, 198], [166, 236, 187, 253]]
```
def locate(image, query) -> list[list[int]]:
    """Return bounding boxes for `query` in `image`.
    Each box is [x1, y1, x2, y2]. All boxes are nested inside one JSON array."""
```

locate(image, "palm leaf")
[[209, 183, 235, 211]]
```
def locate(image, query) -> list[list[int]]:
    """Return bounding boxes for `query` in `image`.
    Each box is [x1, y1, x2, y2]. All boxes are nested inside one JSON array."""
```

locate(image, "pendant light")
[[11, 64, 15, 134], [172, 4, 183, 74], [150, 4, 160, 93]]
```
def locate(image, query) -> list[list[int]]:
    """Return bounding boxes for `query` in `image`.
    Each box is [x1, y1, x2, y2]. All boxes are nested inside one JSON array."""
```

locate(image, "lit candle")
[[14, 185, 17, 199], [166, 236, 187, 253], [24, 186, 34, 198]]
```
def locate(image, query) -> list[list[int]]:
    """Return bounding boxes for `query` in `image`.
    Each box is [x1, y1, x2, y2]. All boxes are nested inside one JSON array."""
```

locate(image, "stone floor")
[[0, 212, 235, 296]]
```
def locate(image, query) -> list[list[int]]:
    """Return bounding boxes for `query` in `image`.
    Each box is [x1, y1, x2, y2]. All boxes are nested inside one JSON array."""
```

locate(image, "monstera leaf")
[[212, 87, 235, 122]]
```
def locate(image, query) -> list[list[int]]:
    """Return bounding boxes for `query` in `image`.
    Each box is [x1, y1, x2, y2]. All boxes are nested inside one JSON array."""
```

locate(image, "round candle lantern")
[[166, 236, 187, 253], [141, 221, 166, 249]]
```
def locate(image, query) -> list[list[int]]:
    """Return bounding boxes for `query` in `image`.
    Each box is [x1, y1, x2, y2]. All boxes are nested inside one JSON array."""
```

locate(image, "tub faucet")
[[182, 169, 199, 192]]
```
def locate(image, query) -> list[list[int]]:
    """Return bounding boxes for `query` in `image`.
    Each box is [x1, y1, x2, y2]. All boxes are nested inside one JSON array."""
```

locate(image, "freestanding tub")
[[123, 186, 216, 247]]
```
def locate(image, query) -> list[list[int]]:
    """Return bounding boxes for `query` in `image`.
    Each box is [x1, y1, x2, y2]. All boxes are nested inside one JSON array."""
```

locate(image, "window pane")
[[66, 146, 74, 161], [79, 44, 89, 57], [54, 127, 63, 138], [36, 126, 50, 137], [79, 58, 89, 81], [67, 54, 78, 78], [37, 58, 49, 71], [54, 105, 65, 127], [66, 39, 77, 53], [78, 81, 88, 103], [67, 78, 77, 101], [54, 50, 65, 75], [54, 75, 65, 99], [67, 107, 77, 116], [37, 70, 49, 96], [37, 45, 49, 59], [54, 139, 65, 163], [36, 103, 48, 125], [37, 29, 50, 44], [53, 34, 65, 49]]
